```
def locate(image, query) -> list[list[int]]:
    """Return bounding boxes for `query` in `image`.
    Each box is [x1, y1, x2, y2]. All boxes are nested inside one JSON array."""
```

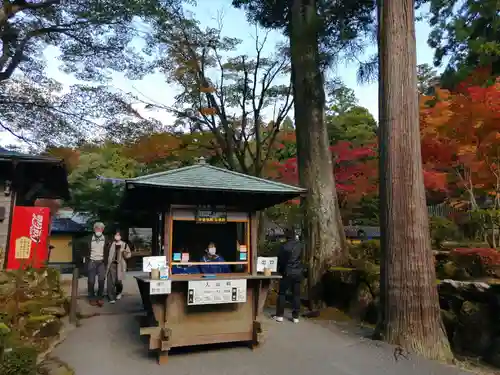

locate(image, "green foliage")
[[349, 240, 381, 265], [326, 105, 377, 146], [347, 196, 380, 225], [424, 0, 500, 84], [417, 63, 439, 95], [325, 81, 377, 146], [265, 202, 302, 230], [0, 268, 65, 375], [232, 0, 376, 67], [429, 216, 460, 248], [68, 143, 142, 224], [0, 346, 38, 375], [0, 0, 182, 146], [259, 240, 283, 257]]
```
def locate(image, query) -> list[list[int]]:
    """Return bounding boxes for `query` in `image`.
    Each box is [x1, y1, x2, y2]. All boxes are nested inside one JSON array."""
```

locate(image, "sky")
[[0, 1, 438, 148]]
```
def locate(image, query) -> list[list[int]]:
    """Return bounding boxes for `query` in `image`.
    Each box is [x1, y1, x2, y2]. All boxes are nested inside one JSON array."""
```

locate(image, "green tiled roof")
[[128, 162, 305, 194]]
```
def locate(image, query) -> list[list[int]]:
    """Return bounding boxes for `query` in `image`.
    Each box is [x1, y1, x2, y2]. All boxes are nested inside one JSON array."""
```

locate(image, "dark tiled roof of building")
[[127, 160, 305, 194], [51, 218, 87, 233], [0, 147, 61, 162]]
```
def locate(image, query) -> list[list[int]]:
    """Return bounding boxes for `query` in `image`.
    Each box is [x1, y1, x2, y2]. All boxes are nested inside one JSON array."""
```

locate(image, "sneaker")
[[116, 293, 122, 300], [109, 300, 116, 304], [273, 316, 284, 322], [292, 318, 299, 323]]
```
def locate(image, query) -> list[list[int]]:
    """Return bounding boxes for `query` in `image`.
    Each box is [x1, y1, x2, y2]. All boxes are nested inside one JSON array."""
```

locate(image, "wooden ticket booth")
[[122, 158, 304, 364]]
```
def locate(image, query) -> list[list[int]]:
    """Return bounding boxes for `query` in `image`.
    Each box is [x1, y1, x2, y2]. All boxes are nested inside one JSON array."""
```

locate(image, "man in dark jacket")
[[274, 227, 303, 323]]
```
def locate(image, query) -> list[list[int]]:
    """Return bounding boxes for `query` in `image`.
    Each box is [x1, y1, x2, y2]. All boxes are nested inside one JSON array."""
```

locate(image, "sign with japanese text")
[[149, 280, 172, 295], [256, 257, 278, 273], [187, 279, 247, 305], [195, 205, 227, 224], [7, 206, 50, 270], [142, 256, 167, 272]]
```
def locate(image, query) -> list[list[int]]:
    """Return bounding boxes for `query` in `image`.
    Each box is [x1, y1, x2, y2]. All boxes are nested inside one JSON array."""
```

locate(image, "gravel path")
[[54, 273, 472, 375]]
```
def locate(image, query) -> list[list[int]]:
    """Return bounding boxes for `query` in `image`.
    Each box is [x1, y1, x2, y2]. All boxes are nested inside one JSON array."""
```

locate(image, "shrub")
[[0, 346, 38, 375], [451, 248, 500, 278], [259, 240, 283, 257], [349, 240, 380, 265], [430, 216, 460, 249]]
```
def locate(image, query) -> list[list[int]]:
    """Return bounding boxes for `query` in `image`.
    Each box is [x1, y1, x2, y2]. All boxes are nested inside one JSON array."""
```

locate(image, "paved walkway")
[[54, 273, 473, 375]]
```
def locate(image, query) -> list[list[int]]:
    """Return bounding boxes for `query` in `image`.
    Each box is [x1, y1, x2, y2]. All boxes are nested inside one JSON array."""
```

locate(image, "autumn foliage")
[[274, 133, 379, 206], [420, 78, 500, 201]]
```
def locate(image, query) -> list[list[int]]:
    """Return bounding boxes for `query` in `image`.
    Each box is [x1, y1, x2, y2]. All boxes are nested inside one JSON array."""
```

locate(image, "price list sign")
[[149, 280, 172, 295], [187, 279, 247, 305], [195, 205, 227, 224]]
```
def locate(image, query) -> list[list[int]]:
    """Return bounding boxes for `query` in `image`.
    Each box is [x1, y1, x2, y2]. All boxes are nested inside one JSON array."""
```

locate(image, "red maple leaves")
[[420, 78, 500, 198], [275, 139, 378, 205]]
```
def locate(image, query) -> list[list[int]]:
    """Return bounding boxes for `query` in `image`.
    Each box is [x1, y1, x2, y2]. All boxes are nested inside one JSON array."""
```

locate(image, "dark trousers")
[[107, 262, 123, 301], [276, 274, 302, 319], [87, 260, 106, 300]]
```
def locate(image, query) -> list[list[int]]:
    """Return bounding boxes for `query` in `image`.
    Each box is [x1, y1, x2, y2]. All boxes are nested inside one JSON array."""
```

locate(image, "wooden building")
[[124, 158, 305, 364], [48, 217, 88, 272], [0, 147, 69, 268]]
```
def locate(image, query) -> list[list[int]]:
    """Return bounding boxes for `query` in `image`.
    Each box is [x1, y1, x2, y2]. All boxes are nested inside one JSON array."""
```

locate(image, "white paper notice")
[[256, 257, 278, 273], [143, 256, 167, 272], [149, 280, 172, 295], [187, 279, 247, 305]]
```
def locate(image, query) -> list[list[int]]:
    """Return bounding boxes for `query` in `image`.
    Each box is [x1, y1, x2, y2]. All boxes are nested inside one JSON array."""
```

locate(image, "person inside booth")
[[199, 242, 230, 274]]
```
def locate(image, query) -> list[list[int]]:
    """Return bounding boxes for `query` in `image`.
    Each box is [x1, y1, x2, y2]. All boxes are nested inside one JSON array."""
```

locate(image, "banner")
[[7, 206, 50, 270]]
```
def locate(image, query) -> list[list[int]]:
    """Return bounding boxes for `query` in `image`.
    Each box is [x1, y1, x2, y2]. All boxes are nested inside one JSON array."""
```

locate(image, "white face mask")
[[208, 247, 216, 255], [94, 231, 103, 237], [114, 235, 121, 242]]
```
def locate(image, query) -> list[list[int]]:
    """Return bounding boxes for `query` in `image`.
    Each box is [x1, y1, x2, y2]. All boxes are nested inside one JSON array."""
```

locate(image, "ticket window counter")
[[169, 210, 250, 276]]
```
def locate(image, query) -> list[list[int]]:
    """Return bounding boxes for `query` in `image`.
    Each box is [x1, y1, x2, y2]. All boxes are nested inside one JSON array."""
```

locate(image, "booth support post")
[[250, 212, 258, 276]]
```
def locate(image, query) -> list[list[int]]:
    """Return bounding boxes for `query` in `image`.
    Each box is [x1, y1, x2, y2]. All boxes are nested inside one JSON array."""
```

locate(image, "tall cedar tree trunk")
[[289, 0, 348, 311], [377, 0, 453, 361]]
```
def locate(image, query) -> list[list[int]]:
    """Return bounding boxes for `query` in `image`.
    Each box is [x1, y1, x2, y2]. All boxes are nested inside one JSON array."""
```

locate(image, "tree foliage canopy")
[[424, 0, 500, 85], [232, 0, 376, 66], [0, 0, 181, 146]]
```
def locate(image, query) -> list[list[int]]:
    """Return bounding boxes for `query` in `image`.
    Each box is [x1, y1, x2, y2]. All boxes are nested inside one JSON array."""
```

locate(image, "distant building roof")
[[51, 217, 87, 233], [0, 147, 62, 162]]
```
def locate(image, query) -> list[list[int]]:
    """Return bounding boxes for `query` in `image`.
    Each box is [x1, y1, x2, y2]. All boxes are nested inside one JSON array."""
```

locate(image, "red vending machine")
[[6, 206, 50, 270]]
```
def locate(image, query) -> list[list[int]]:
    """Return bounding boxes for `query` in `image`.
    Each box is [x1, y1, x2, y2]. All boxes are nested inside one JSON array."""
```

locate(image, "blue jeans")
[[87, 260, 105, 300]]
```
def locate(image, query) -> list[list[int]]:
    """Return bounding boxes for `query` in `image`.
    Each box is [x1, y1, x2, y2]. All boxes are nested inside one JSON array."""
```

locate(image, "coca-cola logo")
[[29, 214, 43, 243]]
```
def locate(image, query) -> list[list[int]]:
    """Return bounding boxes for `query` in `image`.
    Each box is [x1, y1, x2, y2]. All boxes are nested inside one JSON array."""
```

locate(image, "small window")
[[169, 219, 250, 274]]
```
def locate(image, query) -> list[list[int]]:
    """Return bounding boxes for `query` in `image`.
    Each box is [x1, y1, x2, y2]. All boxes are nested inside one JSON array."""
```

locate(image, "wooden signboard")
[[187, 279, 247, 305], [195, 205, 227, 224]]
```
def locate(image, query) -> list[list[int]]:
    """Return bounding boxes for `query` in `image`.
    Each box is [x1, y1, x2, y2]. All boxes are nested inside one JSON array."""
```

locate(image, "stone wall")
[[322, 269, 500, 367]]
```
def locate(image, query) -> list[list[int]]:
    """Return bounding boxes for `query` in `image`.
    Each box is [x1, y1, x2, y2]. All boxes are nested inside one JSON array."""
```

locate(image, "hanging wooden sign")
[[195, 205, 227, 224]]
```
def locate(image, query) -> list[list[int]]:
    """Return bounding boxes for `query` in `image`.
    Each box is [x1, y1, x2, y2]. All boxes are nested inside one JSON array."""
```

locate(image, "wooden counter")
[[135, 273, 281, 364]]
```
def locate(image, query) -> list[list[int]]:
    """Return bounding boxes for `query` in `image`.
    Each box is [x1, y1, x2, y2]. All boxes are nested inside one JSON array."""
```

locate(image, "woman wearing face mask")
[[105, 230, 132, 304], [199, 242, 230, 274]]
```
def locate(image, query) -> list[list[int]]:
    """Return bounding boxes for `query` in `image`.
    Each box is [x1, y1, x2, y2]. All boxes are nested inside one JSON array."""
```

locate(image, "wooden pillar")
[[151, 220, 158, 256], [163, 207, 172, 260], [0, 184, 14, 270], [250, 212, 258, 275], [2, 162, 19, 269]]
